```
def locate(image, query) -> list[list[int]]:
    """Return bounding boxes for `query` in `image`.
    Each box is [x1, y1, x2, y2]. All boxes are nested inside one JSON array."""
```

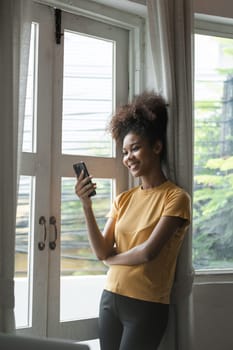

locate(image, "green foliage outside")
[[193, 36, 233, 269]]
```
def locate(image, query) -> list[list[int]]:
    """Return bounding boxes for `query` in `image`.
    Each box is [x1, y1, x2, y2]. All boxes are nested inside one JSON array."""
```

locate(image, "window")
[[193, 28, 233, 270], [59, 27, 118, 321]]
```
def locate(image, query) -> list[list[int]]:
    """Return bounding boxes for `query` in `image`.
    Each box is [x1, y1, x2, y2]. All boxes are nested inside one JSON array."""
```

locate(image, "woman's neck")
[[140, 171, 167, 190]]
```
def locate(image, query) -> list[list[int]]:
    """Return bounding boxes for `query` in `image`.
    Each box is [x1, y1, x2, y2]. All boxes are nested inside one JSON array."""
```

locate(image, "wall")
[[193, 282, 233, 349], [194, 0, 233, 19]]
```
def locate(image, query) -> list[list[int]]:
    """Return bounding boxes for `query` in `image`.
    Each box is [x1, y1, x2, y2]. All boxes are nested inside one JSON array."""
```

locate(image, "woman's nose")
[[126, 151, 134, 161]]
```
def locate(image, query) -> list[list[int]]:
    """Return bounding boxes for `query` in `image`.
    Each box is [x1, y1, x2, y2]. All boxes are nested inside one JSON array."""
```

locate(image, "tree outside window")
[[193, 34, 233, 269]]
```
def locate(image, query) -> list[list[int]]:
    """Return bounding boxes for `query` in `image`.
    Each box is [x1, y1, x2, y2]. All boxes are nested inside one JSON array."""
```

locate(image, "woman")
[[75, 91, 191, 350]]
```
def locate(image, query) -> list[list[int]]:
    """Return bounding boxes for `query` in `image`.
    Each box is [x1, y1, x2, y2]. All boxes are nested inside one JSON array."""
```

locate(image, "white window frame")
[[194, 13, 233, 282], [37, 0, 145, 99], [195, 13, 233, 38]]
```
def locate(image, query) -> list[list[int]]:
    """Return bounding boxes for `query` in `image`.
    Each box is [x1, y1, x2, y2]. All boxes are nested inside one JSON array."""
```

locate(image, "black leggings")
[[99, 290, 169, 350]]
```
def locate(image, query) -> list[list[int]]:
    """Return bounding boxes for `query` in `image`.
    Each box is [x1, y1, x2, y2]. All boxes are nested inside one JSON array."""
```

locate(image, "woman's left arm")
[[104, 216, 187, 266]]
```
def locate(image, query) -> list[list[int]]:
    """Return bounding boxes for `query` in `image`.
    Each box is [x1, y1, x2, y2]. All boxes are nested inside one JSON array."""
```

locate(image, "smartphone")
[[73, 161, 96, 197]]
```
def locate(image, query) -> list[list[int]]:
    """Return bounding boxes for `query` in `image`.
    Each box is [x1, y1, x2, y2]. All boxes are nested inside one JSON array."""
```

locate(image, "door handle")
[[38, 216, 47, 251], [49, 216, 58, 250]]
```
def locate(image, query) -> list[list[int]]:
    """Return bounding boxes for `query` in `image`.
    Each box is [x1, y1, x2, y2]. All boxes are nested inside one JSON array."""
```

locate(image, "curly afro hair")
[[107, 91, 168, 162]]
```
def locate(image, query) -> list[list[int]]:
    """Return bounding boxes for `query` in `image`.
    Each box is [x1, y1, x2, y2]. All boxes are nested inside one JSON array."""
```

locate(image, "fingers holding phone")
[[75, 171, 96, 200], [73, 162, 96, 201]]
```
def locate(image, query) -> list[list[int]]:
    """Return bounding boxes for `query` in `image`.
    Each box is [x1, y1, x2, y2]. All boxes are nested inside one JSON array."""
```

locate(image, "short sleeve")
[[162, 189, 191, 223], [106, 193, 122, 219]]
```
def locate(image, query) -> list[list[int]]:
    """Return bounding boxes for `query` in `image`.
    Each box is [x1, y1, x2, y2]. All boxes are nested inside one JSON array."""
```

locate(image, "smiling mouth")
[[128, 163, 139, 170]]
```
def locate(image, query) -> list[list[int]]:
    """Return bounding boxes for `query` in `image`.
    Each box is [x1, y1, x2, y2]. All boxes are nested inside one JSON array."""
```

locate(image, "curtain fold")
[[146, 0, 194, 349], [0, 0, 32, 332]]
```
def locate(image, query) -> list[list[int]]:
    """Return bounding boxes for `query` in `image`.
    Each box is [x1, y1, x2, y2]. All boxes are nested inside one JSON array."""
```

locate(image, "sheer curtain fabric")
[[0, 0, 32, 332], [147, 0, 194, 349]]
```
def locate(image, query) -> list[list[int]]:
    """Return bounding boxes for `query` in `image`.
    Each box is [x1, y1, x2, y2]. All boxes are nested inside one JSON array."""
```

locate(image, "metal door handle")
[[49, 216, 57, 250], [38, 216, 47, 251]]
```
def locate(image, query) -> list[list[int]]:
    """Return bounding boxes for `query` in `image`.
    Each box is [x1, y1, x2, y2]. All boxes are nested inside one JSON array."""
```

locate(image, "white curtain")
[[146, 0, 194, 349], [0, 0, 32, 332]]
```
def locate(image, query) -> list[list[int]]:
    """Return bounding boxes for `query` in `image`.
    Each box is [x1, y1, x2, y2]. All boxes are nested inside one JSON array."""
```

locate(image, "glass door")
[[14, 2, 129, 345], [48, 11, 129, 342], [14, 3, 54, 336]]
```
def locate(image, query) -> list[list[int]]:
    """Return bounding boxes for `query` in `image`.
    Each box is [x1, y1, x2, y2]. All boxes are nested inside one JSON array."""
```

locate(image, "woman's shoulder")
[[165, 181, 191, 202]]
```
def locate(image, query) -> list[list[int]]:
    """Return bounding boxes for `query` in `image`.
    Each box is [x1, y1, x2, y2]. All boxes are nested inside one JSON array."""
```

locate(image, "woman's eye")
[[122, 145, 140, 156]]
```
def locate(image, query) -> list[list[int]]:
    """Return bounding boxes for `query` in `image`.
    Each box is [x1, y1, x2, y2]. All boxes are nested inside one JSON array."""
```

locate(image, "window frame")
[[194, 13, 233, 278], [37, 0, 145, 99], [195, 13, 233, 38]]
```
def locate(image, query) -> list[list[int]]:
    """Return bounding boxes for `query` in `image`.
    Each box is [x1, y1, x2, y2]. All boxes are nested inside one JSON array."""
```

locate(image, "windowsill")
[[194, 269, 233, 284]]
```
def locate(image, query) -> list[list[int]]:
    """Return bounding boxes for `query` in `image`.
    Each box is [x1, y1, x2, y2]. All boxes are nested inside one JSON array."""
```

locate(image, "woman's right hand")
[[75, 170, 96, 205]]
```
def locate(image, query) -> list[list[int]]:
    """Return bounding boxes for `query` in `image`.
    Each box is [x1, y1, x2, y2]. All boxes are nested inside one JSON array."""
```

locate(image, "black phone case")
[[73, 162, 96, 197]]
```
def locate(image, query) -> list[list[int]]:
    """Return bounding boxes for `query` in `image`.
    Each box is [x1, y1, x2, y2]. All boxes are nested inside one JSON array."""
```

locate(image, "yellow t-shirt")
[[104, 180, 191, 304]]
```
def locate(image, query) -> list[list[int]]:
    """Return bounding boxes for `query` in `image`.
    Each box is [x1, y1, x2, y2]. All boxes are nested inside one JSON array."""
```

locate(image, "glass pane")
[[60, 177, 111, 321], [62, 31, 114, 157], [23, 22, 38, 153], [193, 34, 233, 270], [14, 176, 34, 327]]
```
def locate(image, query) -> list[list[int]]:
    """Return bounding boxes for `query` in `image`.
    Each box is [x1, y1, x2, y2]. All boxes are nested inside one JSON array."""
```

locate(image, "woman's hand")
[[75, 170, 96, 205], [74, 172, 116, 260]]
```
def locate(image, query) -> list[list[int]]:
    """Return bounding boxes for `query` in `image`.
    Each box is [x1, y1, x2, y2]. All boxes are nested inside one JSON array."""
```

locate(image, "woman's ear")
[[153, 140, 163, 155]]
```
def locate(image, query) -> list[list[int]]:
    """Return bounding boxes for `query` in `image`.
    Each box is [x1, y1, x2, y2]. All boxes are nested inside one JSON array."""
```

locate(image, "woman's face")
[[122, 132, 161, 177]]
